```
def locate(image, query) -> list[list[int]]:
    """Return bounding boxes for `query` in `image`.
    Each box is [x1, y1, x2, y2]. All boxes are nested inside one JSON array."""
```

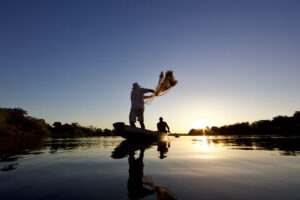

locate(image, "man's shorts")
[[129, 108, 144, 122]]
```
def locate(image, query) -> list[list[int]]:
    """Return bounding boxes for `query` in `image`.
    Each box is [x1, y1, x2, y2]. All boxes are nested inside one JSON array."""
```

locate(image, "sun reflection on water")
[[193, 136, 215, 152]]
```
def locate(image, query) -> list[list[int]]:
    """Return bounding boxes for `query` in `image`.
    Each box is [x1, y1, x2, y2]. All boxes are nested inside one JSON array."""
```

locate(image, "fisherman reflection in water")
[[127, 148, 153, 199], [111, 140, 176, 200], [127, 146, 176, 200]]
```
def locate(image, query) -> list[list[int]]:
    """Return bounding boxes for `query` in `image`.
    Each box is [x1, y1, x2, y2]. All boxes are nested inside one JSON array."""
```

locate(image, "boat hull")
[[113, 122, 167, 141]]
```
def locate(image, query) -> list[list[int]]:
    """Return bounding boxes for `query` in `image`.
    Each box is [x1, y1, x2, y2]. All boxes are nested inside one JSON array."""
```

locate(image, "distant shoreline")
[[189, 111, 300, 136], [1, 108, 299, 137]]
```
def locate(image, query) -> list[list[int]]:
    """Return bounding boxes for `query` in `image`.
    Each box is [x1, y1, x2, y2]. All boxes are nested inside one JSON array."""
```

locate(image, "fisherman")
[[157, 117, 170, 133], [130, 82, 154, 129]]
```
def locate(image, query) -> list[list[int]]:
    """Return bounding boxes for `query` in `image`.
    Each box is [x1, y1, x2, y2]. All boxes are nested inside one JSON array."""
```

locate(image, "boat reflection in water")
[[1, 135, 300, 199], [111, 138, 176, 200]]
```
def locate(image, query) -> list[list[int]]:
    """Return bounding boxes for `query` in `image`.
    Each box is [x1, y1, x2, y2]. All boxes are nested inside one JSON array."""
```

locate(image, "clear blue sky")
[[1, 0, 300, 133]]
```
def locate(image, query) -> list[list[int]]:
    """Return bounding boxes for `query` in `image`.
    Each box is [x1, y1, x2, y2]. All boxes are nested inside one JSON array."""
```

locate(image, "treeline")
[[189, 111, 300, 135], [50, 122, 113, 137], [0, 108, 113, 137]]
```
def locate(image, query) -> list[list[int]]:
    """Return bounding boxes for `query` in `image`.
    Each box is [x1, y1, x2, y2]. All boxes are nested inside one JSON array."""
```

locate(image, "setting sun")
[[191, 119, 215, 129]]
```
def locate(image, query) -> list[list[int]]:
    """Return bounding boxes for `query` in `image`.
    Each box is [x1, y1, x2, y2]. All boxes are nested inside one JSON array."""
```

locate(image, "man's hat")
[[132, 82, 140, 89]]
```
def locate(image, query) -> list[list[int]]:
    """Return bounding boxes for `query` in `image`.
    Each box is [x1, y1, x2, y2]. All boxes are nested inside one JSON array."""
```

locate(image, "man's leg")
[[137, 109, 145, 129], [139, 121, 145, 130], [129, 109, 136, 127], [130, 121, 136, 127]]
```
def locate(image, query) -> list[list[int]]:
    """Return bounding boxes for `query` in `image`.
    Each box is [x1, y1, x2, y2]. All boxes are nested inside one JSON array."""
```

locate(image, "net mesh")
[[145, 71, 178, 104]]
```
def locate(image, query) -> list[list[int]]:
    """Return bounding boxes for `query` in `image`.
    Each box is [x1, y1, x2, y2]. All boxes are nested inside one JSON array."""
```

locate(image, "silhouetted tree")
[[0, 108, 113, 137], [53, 122, 62, 128], [103, 129, 113, 136], [293, 111, 300, 118], [188, 129, 204, 135], [0, 108, 50, 136], [191, 112, 300, 135]]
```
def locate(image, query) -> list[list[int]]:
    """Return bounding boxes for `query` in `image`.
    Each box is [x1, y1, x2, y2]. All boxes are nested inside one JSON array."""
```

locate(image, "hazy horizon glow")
[[1, 1, 300, 133]]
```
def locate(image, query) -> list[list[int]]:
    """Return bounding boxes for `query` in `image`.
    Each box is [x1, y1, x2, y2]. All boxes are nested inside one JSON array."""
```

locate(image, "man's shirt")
[[157, 121, 168, 133], [131, 88, 152, 110]]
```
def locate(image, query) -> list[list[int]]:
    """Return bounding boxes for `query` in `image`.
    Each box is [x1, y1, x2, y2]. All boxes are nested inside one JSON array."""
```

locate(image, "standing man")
[[157, 117, 170, 133], [130, 82, 154, 129]]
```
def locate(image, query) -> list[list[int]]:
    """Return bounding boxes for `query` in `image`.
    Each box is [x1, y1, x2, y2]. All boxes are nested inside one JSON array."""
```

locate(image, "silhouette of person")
[[157, 117, 170, 133], [130, 82, 154, 129], [157, 140, 169, 159], [127, 148, 154, 199], [111, 141, 176, 200]]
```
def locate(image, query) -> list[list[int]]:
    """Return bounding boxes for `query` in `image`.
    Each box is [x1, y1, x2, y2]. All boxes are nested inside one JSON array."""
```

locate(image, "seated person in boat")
[[157, 117, 170, 133], [130, 82, 154, 129]]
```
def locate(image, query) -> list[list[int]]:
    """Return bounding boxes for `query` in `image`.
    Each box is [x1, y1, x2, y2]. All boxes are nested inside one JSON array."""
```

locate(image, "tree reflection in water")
[[0, 136, 120, 171], [111, 140, 176, 200], [1, 136, 300, 173], [0, 136, 45, 171], [212, 136, 300, 156]]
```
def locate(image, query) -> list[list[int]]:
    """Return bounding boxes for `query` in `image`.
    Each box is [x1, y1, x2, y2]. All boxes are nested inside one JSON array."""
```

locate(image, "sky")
[[1, 0, 300, 133]]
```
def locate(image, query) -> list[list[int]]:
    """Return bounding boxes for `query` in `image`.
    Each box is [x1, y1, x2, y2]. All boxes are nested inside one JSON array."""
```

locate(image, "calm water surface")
[[1, 136, 300, 200]]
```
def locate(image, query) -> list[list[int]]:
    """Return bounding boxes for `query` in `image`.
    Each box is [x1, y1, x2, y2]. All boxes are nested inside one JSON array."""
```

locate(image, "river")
[[1, 135, 300, 200]]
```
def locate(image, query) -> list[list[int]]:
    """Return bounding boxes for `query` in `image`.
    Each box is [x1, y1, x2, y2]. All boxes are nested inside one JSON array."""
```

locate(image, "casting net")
[[145, 70, 178, 104]]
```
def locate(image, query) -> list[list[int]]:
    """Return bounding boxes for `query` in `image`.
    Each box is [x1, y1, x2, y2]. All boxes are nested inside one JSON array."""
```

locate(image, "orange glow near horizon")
[[191, 119, 215, 129]]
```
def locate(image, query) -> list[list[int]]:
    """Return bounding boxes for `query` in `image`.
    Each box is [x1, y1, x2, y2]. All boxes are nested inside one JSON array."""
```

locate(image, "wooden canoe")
[[113, 122, 167, 141]]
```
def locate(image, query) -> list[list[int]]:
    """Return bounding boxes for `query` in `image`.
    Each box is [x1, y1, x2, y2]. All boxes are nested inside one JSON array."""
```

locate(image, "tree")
[[294, 111, 300, 119], [53, 122, 62, 128]]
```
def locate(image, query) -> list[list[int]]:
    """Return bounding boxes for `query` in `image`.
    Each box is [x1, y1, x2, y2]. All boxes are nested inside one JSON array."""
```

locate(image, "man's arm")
[[142, 88, 154, 93], [143, 88, 154, 99], [166, 123, 170, 133], [144, 95, 153, 99]]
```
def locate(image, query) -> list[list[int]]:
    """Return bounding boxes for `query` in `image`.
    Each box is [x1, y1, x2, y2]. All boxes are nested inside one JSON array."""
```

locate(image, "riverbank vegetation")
[[189, 111, 300, 135], [2, 108, 300, 137], [0, 108, 113, 137]]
